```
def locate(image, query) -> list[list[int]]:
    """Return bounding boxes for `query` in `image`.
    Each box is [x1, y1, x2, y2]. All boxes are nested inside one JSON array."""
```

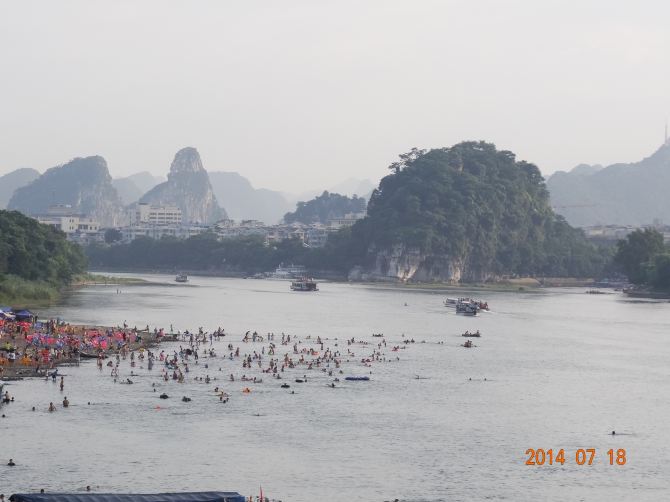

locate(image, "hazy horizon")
[[1, 0, 668, 192]]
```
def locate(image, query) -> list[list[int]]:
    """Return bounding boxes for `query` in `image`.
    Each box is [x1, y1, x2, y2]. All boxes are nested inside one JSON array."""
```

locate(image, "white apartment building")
[[128, 203, 182, 226], [36, 215, 100, 234]]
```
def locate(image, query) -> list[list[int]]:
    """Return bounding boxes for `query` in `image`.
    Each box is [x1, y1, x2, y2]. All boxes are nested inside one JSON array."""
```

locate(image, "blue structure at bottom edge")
[[9, 492, 246, 502]]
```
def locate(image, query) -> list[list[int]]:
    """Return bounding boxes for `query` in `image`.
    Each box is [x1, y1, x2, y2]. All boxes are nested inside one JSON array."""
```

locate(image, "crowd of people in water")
[[91, 326, 401, 403], [1, 312, 410, 500], [0, 313, 412, 409]]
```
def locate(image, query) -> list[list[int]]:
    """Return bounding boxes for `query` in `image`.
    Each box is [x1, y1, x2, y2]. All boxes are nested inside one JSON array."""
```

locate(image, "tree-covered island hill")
[[0, 211, 139, 304], [2, 141, 668, 304]]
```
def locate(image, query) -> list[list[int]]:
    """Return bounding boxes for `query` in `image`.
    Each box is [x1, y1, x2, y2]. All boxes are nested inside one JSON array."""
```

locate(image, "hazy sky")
[[1, 1, 669, 192]]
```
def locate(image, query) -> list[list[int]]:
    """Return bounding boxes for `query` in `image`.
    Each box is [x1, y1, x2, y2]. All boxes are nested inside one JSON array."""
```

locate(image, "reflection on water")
[[2, 274, 670, 501]]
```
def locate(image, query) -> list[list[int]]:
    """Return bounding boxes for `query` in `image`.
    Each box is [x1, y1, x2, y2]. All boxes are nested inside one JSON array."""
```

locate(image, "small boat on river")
[[345, 376, 370, 381], [461, 331, 481, 338], [290, 277, 318, 291], [175, 273, 188, 283]]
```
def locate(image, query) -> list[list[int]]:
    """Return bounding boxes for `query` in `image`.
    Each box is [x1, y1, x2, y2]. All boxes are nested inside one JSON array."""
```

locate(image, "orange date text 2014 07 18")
[[525, 448, 627, 466]]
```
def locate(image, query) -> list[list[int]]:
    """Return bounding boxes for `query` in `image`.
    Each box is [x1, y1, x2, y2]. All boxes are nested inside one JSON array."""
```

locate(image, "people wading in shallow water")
[[6, 319, 410, 445]]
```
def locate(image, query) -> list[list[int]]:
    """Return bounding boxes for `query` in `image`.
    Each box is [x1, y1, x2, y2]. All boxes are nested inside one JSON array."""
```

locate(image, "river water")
[[1, 274, 670, 501]]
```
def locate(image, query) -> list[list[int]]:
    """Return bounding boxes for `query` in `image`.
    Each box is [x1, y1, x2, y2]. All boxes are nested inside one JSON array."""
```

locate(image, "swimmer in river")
[[611, 430, 616, 435], [62, 397, 69, 408], [48, 402, 56, 412]]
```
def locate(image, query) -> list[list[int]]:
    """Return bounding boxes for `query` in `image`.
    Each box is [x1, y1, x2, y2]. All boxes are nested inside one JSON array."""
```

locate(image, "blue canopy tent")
[[13, 309, 34, 321], [10, 493, 246, 502]]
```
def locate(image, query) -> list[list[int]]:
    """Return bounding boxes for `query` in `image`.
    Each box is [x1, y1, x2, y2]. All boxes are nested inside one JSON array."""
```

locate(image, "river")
[[1, 274, 669, 501]]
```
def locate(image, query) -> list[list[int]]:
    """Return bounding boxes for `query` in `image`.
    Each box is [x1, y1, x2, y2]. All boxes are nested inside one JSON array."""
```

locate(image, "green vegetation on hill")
[[348, 142, 608, 279], [284, 191, 366, 224], [614, 228, 670, 290], [0, 210, 87, 303]]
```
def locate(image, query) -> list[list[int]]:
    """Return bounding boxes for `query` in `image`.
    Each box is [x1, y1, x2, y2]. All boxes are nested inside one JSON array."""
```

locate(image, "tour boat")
[[272, 263, 307, 279], [175, 273, 188, 283], [447, 297, 489, 312], [290, 277, 318, 291], [456, 302, 478, 315]]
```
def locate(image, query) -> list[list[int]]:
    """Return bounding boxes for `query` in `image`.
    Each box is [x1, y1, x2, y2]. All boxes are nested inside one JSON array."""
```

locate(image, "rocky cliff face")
[[0, 168, 40, 208], [140, 147, 225, 224], [348, 244, 498, 283], [7, 157, 123, 226]]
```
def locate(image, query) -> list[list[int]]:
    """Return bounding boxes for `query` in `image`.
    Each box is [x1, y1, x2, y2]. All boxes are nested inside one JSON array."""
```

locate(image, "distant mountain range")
[[547, 141, 670, 227], [112, 172, 165, 205], [0, 155, 375, 225], [7, 140, 670, 229], [208, 172, 292, 224], [0, 168, 40, 208]]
